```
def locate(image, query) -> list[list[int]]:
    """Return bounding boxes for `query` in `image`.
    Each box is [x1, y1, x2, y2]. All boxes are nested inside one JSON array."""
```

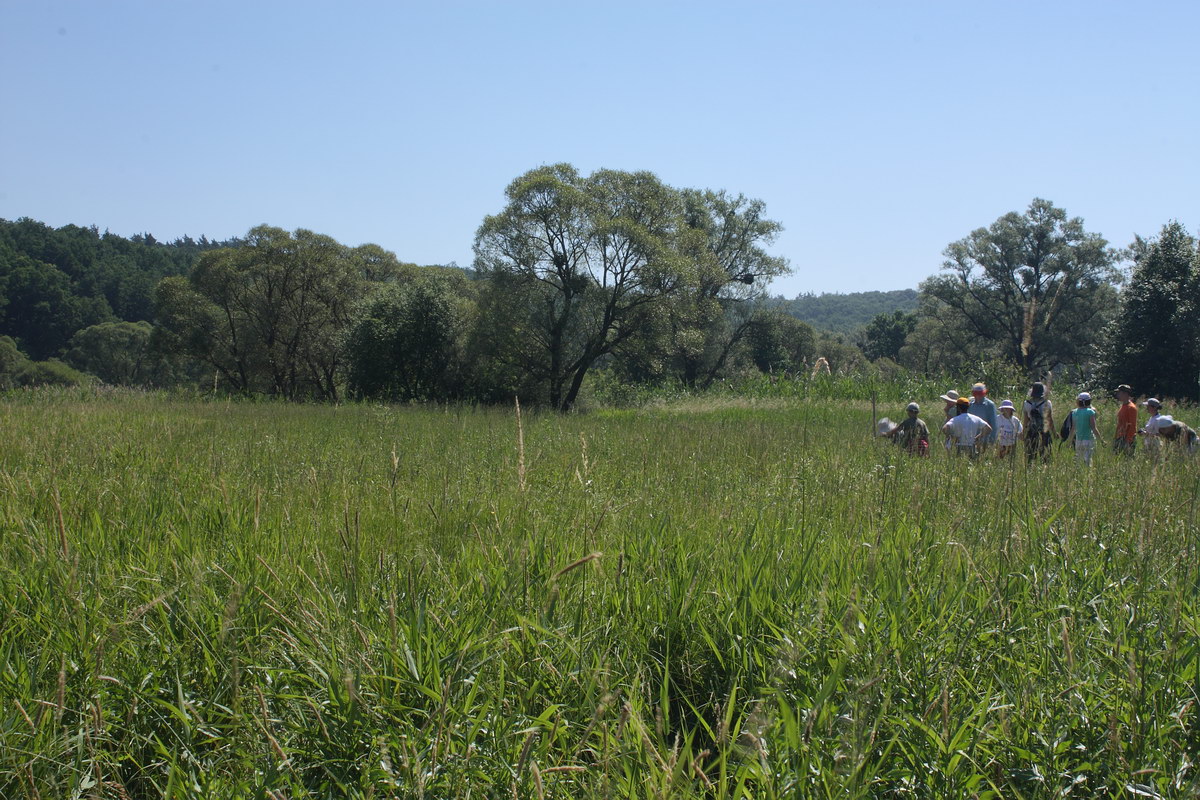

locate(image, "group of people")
[[882, 382, 1198, 465]]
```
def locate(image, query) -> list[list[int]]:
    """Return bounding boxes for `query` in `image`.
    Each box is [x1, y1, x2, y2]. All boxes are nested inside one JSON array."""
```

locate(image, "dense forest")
[[768, 289, 918, 334], [2, 169, 1198, 403]]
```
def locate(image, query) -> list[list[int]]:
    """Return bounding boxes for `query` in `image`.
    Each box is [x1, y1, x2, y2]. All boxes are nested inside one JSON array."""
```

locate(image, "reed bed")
[[1, 391, 1198, 798]]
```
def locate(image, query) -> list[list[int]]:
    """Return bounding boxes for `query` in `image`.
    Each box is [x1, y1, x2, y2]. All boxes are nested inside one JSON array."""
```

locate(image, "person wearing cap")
[[994, 399, 1023, 459], [885, 402, 930, 456], [939, 390, 960, 451], [1113, 384, 1138, 455], [1138, 398, 1164, 455], [968, 383, 998, 452], [1154, 415, 1199, 454], [1068, 392, 1100, 465], [1022, 381, 1055, 464], [942, 397, 992, 458]]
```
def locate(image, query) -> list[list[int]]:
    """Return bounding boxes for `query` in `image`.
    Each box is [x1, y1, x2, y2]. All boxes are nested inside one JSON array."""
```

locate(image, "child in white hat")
[[994, 399, 1023, 458], [1069, 392, 1100, 465]]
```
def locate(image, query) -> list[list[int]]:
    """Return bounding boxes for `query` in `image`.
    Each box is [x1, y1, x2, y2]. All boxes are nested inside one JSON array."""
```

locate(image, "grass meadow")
[[2, 388, 1200, 798]]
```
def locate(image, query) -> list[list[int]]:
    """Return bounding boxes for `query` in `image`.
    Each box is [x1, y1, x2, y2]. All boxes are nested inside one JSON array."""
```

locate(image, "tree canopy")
[[921, 199, 1119, 374], [155, 225, 399, 400], [1101, 222, 1199, 400], [473, 164, 698, 410], [8, 185, 1193, 403]]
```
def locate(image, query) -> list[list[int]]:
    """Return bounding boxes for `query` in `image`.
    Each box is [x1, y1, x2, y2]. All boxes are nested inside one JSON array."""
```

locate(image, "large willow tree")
[[473, 164, 696, 411], [921, 199, 1119, 375]]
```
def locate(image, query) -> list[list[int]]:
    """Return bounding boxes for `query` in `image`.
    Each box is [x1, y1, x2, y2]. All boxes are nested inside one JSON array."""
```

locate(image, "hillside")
[[769, 288, 918, 333]]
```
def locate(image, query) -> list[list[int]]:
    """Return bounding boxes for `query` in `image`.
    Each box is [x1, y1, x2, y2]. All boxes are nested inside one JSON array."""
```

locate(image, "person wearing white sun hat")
[[994, 399, 1023, 459], [1068, 392, 1100, 465], [939, 390, 960, 451]]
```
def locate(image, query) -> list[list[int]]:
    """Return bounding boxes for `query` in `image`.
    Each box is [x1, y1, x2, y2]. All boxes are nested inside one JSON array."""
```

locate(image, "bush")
[[12, 358, 93, 388]]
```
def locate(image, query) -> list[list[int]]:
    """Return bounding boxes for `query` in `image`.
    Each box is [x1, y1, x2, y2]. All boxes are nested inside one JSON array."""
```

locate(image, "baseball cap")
[[1116, 384, 1132, 394], [1143, 398, 1162, 408], [906, 402, 920, 412], [1076, 392, 1091, 402], [939, 390, 960, 402], [956, 397, 970, 410]]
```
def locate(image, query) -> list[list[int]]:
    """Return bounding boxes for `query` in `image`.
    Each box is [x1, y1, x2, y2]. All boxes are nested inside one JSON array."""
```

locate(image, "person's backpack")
[[1026, 400, 1045, 437], [1060, 410, 1074, 442]]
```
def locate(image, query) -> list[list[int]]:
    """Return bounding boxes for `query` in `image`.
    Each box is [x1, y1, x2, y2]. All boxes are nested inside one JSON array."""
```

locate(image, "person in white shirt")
[[994, 399, 1023, 458], [941, 397, 993, 459], [1139, 397, 1163, 456], [1153, 414, 1199, 454], [939, 389, 961, 451]]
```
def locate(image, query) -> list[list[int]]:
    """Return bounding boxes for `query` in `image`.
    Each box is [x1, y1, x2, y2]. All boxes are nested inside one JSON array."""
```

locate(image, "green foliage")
[[769, 289, 918, 334], [0, 218, 232, 360], [813, 329, 867, 373], [4, 392, 1199, 797], [922, 199, 1120, 374], [63, 320, 154, 386], [1101, 221, 1199, 400], [897, 298, 981, 375], [11, 357, 92, 387], [745, 311, 817, 373], [473, 164, 695, 410], [657, 190, 791, 386], [0, 335, 28, 389], [343, 271, 475, 401], [0, 335, 94, 388], [155, 226, 396, 400], [862, 310, 916, 362], [0, 252, 111, 359]]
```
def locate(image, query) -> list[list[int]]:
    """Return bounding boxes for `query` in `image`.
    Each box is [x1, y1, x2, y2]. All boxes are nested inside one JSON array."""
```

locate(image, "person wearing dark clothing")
[[1022, 382, 1054, 464], [886, 402, 930, 456]]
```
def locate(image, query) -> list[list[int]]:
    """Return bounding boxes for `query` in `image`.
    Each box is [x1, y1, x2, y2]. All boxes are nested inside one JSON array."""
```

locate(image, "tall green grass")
[[2, 389, 1199, 798]]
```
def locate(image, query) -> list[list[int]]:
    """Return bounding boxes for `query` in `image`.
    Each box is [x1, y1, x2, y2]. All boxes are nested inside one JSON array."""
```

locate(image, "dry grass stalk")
[[515, 395, 527, 492], [552, 552, 602, 581]]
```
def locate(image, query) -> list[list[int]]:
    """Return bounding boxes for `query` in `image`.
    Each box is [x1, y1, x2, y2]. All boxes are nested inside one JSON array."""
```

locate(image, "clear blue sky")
[[2, 1, 1196, 296]]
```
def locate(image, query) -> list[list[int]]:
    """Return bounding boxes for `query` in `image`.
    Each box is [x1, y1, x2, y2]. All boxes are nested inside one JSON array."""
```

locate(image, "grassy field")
[[2, 389, 1199, 798]]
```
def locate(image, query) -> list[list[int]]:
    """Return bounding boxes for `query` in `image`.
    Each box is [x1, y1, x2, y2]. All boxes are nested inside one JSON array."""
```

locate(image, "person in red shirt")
[[1113, 384, 1138, 455]]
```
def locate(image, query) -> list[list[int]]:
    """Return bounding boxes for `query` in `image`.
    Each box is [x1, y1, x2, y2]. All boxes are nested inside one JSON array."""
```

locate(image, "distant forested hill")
[[768, 289, 918, 333], [0, 217, 235, 359]]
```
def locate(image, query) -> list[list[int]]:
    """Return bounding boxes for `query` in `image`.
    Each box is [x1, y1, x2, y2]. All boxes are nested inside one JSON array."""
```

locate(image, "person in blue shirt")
[[1068, 391, 1100, 465], [968, 382, 998, 452]]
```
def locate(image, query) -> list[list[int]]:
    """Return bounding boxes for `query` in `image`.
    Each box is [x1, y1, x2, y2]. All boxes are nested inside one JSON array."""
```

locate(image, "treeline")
[[852, 202, 1200, 401], [2, 177, 1197, 405], [0, 165, 853, 407], [0, 219, 236, 388], [770, 289, 918, 334]]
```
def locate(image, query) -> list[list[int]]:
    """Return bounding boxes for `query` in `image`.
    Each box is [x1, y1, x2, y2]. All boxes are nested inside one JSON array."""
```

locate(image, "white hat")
[[999, 399, 1015, 409], [1143, 398, 1162, 408], [1154, 415, 1176, 430], [939, 390, 960, 402], [906, 402, 920, 412]]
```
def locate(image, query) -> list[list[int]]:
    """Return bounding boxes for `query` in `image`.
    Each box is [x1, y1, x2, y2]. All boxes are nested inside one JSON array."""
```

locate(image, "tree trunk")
[[560, 361, 591, 412]]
